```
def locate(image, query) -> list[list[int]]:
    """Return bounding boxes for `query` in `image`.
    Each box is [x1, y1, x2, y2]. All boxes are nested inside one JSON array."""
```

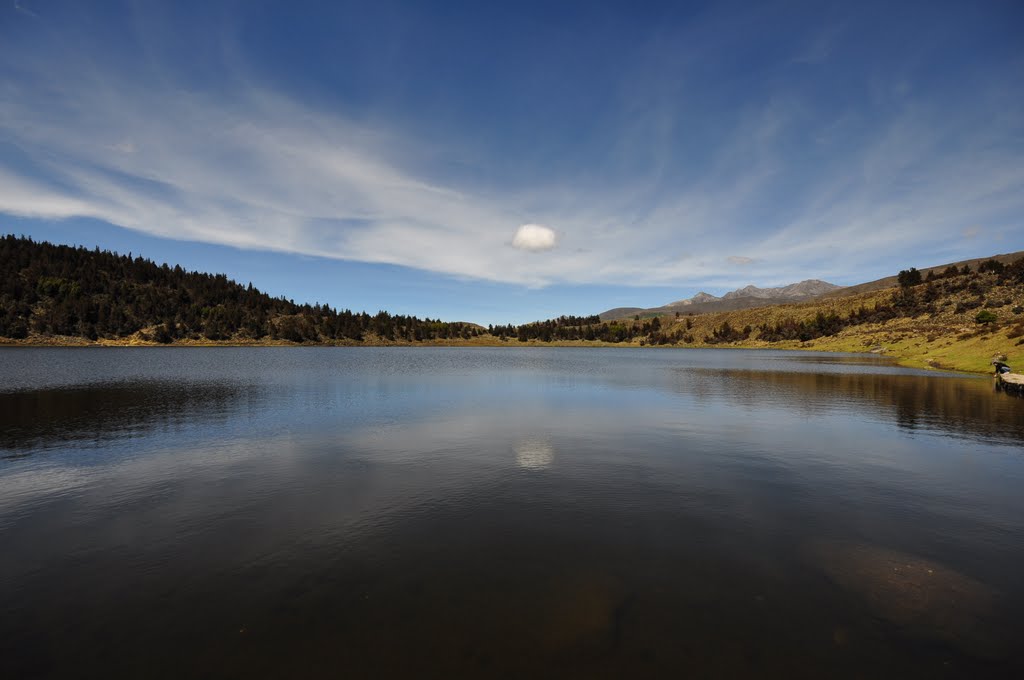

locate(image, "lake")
[[1, 347, 1022, 678]]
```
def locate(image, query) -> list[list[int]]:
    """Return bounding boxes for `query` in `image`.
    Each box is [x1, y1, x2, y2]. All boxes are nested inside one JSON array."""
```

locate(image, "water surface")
[[1, 347, 1022, 678]]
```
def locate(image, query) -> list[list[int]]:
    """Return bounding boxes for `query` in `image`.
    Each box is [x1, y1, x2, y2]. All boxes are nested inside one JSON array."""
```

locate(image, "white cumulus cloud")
[[511, 224, 557, 252]]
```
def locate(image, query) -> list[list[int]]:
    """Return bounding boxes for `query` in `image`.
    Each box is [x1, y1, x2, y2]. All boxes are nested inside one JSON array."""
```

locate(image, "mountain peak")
[[600, 278, 842, 320], [722, 279, 841, 300], [667, 291, 721, 307]]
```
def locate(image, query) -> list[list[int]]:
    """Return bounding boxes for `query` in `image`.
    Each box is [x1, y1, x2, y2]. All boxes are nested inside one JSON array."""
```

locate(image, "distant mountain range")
[[599, 280, 843, 320], [599, 250, 1024, 321]]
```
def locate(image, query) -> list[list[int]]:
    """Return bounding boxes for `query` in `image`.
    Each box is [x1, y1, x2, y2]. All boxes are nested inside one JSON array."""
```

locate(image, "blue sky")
[[2, 0, 1022, 324]]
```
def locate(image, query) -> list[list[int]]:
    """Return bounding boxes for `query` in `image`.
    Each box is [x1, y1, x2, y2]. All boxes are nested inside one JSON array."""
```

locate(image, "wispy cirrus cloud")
[[1, 1, 1022, 292], [727, 256, 755, 266]]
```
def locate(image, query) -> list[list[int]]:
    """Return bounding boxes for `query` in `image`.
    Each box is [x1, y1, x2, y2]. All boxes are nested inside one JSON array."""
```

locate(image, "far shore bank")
[[1, 333, 1007, 377]]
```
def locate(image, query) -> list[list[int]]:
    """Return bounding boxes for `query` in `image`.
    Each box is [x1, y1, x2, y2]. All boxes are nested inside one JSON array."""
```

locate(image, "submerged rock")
[[540, 572, 626, 649], [808, 540, 1004, 658]]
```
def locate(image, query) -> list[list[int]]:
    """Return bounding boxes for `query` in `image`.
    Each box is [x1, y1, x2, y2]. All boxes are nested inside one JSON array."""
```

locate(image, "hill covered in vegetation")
[[3, 235, 1024, 373], [0, 235, 486, 344], [511, 256, 1024, 374], [647, 259, 1024, 372], [0, 235, 657, 346]]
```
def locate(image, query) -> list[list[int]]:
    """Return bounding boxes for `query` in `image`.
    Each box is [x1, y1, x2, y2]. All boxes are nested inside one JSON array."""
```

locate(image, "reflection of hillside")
[[0, 382, 256, 454], [678, 369, 1024, 444]]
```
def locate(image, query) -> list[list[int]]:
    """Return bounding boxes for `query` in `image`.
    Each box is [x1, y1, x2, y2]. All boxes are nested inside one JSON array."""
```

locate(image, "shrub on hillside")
[[704, 321, 751, 344], [975, 310, 997, 325], [979, 259, 1005, 274], [897, 268, 922, 287]]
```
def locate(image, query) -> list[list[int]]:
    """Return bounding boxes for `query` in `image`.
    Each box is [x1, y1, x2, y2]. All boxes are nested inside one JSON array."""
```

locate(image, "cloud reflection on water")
[[515, 439, 555, 470]]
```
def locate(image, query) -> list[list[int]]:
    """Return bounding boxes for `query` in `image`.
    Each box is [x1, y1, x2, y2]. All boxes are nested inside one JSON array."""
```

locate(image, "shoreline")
[[0, 335, 995, 376]]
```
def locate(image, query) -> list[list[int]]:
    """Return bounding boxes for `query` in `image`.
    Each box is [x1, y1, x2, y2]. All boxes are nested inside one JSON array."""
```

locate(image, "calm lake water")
[[1, 347, 1022, 678]]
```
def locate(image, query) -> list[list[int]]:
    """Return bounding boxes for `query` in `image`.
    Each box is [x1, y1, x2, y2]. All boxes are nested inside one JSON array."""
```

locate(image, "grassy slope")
[[821, 250, 1024, 298], [652, 274, 1024, 373]]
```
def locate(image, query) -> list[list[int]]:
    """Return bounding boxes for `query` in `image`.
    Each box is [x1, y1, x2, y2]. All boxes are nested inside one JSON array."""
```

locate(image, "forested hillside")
[[0, 235, 685, 345], [4, 234, 1024, 373], [0, 235, 485, 343]]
